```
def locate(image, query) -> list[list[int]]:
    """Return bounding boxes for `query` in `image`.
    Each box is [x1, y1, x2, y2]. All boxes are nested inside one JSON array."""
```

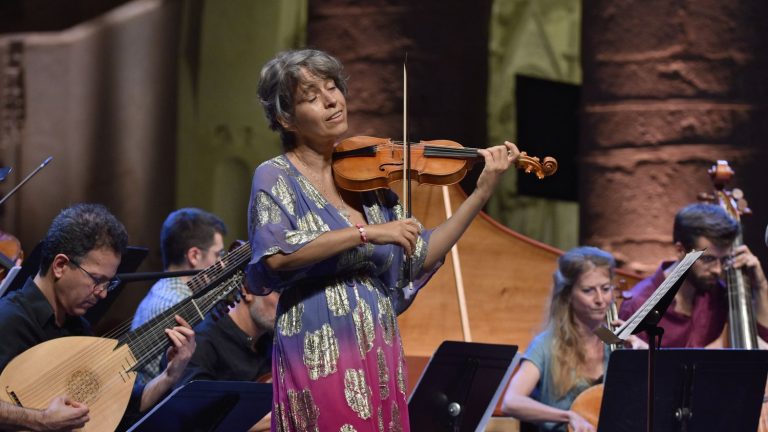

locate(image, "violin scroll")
[[515, 152, 558, 180]]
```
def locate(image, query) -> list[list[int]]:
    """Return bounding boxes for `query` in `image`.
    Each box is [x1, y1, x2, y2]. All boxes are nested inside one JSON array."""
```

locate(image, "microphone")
[[0, 156, 53, 206]]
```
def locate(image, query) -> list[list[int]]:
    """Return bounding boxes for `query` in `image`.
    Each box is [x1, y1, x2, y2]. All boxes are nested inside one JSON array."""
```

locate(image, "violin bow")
[[403, 61, 414, 286], [402, 61, 472, 341]]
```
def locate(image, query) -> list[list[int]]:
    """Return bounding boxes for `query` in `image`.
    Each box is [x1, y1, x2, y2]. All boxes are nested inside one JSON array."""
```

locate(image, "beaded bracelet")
[[354, 223, 368, 244]]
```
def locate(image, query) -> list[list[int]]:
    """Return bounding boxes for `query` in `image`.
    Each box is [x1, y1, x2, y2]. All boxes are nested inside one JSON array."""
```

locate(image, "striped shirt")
[[130, 277, 192, 385]]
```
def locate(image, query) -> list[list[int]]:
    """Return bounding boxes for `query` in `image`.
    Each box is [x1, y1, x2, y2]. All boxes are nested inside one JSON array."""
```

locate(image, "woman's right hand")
[[610, 318, 649, 350], [364, 218, 421, 255], [567, 410, 596, 432]]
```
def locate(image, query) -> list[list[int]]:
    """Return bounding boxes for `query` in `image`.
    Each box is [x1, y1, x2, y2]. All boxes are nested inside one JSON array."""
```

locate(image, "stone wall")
[[581, 0, 768, 273]]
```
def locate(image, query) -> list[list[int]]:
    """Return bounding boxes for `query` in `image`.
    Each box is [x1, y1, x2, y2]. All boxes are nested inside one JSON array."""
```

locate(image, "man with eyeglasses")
[[131, 208, 226, 385], [0, 203, 196, 431], [619, 203, 768, 347]]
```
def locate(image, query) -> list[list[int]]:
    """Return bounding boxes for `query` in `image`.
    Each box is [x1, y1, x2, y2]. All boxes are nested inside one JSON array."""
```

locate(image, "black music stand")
[[126, 380, 272, 432], [598, 349, 768, 432], [596, 250, 704, 432], [408, 341, 519, 432]]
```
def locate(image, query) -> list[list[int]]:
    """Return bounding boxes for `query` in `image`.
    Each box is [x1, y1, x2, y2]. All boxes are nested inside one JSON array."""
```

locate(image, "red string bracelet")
[[354, 223, 368, 244]]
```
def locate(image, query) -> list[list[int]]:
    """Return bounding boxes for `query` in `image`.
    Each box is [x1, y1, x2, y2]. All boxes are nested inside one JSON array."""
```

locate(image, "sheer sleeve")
[[245, 159, 346, 294]]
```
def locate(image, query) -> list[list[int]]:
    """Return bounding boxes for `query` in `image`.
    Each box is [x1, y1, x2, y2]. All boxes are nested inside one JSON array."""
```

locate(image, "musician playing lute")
[[0, 203, 196, 431]]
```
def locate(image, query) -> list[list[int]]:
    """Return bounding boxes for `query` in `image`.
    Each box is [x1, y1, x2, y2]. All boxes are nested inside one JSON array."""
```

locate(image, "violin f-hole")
[[379, 162, 404, 171]]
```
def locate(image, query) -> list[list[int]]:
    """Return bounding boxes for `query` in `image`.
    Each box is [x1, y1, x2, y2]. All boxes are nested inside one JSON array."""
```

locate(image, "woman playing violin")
[[246, 49, 519, 431], [501, 247, 647, 432]]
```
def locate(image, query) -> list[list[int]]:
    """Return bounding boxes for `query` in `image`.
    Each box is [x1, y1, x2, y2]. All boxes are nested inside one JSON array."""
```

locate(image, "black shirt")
[[178, 313, 272, 385], [0, 278, 144, 427], [0, 278, 90, 372]]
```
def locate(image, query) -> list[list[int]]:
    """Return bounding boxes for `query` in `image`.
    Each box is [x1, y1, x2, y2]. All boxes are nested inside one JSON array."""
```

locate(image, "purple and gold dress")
[[246, 155, 441, 432]]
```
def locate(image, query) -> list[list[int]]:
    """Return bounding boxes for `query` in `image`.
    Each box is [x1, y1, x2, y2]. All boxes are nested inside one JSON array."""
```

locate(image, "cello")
[[698, 160, 762, 349], [698, 160, 768, 432]]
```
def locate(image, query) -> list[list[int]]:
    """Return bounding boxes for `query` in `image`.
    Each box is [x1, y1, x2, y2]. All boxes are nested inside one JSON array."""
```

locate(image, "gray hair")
[[257, 49, 348, 150]]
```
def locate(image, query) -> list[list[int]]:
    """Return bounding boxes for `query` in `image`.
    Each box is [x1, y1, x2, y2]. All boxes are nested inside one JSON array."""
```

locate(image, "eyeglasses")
[[698, 254, 732, 268], [68, 257, 121, 295], [206, 247, 226, 260]]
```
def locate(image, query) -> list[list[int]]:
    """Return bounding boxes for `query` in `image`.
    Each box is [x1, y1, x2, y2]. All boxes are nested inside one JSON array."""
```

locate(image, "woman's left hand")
[[475, 141, 520, 199]]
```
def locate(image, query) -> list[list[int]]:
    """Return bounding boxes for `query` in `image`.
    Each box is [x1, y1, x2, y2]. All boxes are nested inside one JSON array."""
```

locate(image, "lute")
[[0, 242, 251, 431]]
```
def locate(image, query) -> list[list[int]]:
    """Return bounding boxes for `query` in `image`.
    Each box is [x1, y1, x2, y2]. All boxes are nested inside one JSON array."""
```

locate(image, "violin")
[[332, 136, 558, 192], [0, 230, 23, 281]]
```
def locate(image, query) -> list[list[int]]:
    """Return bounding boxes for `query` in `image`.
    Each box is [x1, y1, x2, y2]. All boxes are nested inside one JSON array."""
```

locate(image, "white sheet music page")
[[595, 249, 704, 344]]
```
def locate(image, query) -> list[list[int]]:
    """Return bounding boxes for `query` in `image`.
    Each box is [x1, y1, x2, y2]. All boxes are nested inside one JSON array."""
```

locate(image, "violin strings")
[[383, 142, 479, 158]]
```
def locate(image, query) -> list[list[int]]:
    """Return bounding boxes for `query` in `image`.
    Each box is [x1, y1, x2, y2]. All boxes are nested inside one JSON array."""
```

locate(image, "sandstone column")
[[581, 0, 768, 273]]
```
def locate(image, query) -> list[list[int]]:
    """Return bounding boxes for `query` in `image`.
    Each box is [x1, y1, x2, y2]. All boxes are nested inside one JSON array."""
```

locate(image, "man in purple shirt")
[[619, 203, 768, 347]]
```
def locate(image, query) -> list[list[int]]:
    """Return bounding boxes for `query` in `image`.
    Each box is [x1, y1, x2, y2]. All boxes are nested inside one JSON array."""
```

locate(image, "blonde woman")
[[501, 246, 646, 432]]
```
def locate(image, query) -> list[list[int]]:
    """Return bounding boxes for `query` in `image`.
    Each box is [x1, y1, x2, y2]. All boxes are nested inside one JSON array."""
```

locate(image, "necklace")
[[291, 152, 351, 219]]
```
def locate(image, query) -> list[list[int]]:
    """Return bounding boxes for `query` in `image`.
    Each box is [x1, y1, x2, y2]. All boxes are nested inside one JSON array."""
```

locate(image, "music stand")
[[126, 380, 272, 432], [598, 349, 768, 432], [596, 249, 704, 432], [408, 341, 519, 432]]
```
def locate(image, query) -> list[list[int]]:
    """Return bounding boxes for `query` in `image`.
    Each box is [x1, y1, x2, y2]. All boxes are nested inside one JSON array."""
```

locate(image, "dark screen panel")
[[516, 75, 579, 201]]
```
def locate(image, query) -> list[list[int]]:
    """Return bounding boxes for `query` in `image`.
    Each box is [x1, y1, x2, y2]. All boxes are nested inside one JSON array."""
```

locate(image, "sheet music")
[[595, 250, 704, 343]]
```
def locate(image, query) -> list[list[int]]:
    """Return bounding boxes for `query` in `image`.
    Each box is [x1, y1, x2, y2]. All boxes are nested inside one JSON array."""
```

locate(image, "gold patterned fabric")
[[377, 293, 396, 346], [326, 282, 351, 316], [278, 303, 304, 337], [254, 191, 283, 227], [377, 348, 390, 400], [389, 403, 403, 432], [344, 368, 373, 420], [249, 155, 444, 431], [303, 324, 340, 380], [352, 294, 375, 358], [287, 388, 320, 432]]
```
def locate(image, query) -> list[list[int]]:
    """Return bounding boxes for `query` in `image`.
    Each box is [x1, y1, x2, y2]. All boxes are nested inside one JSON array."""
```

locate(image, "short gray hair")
[[257, 49, 348, 150]]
